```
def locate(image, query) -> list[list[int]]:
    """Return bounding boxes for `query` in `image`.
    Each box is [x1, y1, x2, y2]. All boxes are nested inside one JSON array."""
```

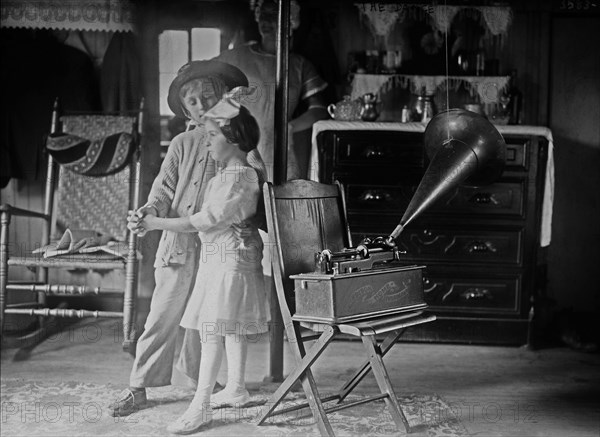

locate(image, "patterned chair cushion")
[[46, 132, 134, 176]]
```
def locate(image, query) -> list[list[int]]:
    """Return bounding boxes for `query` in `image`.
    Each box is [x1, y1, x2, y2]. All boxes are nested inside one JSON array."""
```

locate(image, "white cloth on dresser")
[[495, 125, 555, 247], [180, 165, 268, 336], [310, 121, 555, 247]]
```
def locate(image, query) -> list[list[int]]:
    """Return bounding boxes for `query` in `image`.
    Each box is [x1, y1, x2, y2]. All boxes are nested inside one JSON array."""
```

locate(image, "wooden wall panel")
[[497, 4, 551, 125], [548, 16, 600, 311]]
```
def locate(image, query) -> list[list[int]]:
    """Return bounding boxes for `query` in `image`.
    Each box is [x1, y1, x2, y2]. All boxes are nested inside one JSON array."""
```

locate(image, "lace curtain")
[[1, 0, 134, 33], [356, 3, 512, 42]]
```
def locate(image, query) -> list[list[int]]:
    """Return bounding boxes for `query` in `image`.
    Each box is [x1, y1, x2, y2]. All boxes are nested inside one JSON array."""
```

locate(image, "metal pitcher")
[[359, 93, 379, 121]]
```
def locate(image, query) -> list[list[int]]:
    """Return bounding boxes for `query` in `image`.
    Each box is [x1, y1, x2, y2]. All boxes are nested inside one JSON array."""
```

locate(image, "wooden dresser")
[[312, 122, 551, 345]]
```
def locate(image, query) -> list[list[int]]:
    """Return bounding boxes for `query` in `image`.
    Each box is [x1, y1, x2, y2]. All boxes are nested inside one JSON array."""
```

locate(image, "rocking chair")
[[0, 100, 143, 354]]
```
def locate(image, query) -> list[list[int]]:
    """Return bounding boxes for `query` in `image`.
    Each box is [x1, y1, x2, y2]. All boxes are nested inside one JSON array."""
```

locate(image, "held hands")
[[127, 206, 157, 237], [127, 210, 146, 236]]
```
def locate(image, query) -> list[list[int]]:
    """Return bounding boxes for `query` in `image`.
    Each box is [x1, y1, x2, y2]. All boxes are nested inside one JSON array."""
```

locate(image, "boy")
[[108, 60, 248, 417]]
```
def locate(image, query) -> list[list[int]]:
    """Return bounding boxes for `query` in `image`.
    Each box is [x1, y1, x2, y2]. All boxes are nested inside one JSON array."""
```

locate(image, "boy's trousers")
[[129, 250, 201, 388]]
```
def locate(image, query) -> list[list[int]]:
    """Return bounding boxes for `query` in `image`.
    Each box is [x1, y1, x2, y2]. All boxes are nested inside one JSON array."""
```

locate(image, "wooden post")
[[0, 209, 9, 338], [39, 99, 59, 286], [122, 98, 144, 354], [274, 0, 290, 185], [36, 98, 60, 328], [267, 0, 291, 383]]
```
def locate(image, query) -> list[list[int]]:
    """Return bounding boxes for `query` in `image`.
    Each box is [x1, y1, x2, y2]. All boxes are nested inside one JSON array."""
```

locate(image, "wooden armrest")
[[0, 204, 50, 221]]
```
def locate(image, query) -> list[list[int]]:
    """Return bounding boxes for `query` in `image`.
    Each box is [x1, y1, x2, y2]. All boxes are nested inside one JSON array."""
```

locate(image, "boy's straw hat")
[[168, 60, 248, 117]]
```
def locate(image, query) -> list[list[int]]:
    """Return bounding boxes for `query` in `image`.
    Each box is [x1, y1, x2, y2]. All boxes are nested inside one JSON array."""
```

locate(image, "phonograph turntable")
[[291, 109, 507, 324]]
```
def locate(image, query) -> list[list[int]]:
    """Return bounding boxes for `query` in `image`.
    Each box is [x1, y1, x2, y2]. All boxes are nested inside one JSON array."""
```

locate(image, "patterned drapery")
[[1, 0, 134, 33], [350, 73, 510, 106], [355, 3, 512, 41]]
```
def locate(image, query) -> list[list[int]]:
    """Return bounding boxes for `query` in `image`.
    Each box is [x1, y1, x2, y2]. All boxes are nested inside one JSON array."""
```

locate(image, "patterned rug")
[[1, 379, 467, 436]]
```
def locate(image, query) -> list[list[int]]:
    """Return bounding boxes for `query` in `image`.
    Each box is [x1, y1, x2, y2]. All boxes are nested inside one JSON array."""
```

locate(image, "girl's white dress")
[[180, 165, 268, 336]]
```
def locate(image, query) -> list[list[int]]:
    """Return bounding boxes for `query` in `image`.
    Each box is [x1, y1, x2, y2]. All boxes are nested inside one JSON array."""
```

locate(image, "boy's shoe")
[[108, 388, 147, 417], [167, 405, 213, 434], [210, 387, 250, 407]]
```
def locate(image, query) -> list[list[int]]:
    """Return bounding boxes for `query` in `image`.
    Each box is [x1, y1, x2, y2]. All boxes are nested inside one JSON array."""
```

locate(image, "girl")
[[136, 90, 268, 434]]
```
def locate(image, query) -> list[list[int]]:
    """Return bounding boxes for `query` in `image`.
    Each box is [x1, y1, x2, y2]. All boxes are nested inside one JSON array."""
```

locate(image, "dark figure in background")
[[0, 29, 100, 187], [215, 0, 329, 181]]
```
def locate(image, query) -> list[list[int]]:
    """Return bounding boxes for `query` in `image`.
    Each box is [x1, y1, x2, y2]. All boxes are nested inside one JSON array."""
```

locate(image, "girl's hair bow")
[[203, 86, 254, 126]]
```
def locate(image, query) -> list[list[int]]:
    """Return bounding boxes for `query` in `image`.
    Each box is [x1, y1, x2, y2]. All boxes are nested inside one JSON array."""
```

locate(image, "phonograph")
[[291, 109, 507, 323]]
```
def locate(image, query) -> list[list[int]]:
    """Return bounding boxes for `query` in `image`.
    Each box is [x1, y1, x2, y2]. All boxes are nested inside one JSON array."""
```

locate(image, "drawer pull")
[[460, 288, 492, 300], [467, 240, 497, 253], [422, 277, 440, 293], [410, 230, 443, 247], [360, 190, 391, 202], [469, 192, 499, 205], [364, 147, 387, 159]]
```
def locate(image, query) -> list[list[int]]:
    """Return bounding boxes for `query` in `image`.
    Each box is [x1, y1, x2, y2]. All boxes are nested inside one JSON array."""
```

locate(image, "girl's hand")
[[127, 210, 146, 236]]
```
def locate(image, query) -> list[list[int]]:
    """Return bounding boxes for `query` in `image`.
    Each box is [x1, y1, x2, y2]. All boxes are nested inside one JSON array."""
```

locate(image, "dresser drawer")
[[327, 133, 530, 171], [429, 181, 526, 217], [347, 181, 525, 218], [346, 184, 415, 212], [399, 227, 523, 265], [422, 271, 521, 314], [353, 227, 523, 265], [332, 132, 424, 168]]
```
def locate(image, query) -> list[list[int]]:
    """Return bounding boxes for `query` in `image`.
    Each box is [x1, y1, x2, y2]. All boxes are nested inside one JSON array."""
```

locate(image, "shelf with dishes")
[[344, 72, 521, 125]]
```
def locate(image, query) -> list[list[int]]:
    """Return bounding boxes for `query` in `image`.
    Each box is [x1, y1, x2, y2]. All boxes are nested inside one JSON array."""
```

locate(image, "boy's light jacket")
[[144, 125, 217, 267]]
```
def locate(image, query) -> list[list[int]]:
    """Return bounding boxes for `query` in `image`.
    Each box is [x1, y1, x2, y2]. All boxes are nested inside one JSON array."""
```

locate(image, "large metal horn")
[[387, 109, 506, 244]]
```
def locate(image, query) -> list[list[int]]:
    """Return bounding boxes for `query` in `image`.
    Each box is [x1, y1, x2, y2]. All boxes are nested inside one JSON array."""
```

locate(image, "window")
[[158, 28, 221, 151], [158, 28, 222, 116], [158, 30, 189, 117]]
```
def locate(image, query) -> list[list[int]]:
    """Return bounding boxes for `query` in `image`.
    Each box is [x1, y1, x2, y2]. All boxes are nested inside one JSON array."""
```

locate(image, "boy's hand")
[[247, 212, 268, 233], [232, 221, 252, 239], [136, 205, 158, 218]]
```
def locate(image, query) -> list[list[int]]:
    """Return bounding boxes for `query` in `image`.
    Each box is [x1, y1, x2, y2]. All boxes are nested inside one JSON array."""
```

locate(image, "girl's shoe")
[[167, 404, 213, 435], [210, 387, 250, 407]]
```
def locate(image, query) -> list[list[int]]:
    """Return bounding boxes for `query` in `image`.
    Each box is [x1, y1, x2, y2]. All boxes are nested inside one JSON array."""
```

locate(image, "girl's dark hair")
[[221, 106, 260, 152]]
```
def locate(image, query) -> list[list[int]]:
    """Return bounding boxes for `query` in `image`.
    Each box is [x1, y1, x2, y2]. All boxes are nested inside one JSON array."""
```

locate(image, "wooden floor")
[[1, 319, 599, 436]]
